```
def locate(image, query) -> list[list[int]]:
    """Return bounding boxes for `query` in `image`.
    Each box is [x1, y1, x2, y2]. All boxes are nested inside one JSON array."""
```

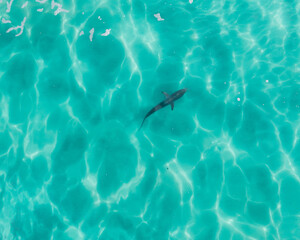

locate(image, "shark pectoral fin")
[[162, 91, 169, 98], [171, 102, 174, 110]]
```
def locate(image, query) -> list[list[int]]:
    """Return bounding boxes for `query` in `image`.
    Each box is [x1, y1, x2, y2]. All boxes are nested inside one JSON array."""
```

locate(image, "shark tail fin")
[[171, 102, 174, 110], [138, 118, 146, 131]]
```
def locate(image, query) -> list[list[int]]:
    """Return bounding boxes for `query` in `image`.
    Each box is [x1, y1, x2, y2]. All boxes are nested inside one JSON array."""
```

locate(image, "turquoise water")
[[0, 0, 300, 239]]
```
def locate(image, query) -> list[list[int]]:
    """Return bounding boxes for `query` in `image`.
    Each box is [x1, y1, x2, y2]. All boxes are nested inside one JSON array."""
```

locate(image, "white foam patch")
[[154, 13, 164, 21], [37, 8, 44, 12], [21, 1, 28, 8], [2, 18, 11, 24], [6, 0, 13, 13], [79, 31, 84, 36], [89, 28, 94, 41], [51, 0, 60, 9], [101, 29, 111, 36], [189, 0, 193, 3], [6, 17, 26, 37], [237, 97, 241, 101], [98, 16, 102, 20], [51, 0, 69, 15], [54, 7, 68, 15], [266, 80, 269, 83], [36, 0, 47, 3]]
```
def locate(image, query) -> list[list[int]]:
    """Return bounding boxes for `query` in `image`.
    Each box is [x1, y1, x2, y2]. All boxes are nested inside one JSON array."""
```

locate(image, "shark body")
[[139, 88, 187, 130]]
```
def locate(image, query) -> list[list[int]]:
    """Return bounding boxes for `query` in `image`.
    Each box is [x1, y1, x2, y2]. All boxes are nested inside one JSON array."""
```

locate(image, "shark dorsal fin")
[[162, 91, 169, 98]]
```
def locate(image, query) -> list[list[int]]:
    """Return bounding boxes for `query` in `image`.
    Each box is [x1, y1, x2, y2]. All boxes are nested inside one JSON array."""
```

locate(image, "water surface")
[[0, 0, 300, 239]]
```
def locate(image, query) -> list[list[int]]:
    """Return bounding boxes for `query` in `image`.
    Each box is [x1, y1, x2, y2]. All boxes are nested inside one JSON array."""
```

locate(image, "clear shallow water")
[[0, 0, 300, 239]]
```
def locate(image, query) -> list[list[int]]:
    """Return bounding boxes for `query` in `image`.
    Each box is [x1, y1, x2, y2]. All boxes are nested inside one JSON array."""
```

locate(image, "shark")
[[139, 88, 187, 130]]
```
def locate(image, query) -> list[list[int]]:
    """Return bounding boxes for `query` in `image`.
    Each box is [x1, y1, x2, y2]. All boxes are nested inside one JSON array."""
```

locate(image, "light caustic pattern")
[[0, 0, 300, 239]]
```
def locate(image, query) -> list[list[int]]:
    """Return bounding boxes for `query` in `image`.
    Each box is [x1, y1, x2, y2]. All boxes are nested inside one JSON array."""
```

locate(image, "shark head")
[[181, 88, 188, 95]]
